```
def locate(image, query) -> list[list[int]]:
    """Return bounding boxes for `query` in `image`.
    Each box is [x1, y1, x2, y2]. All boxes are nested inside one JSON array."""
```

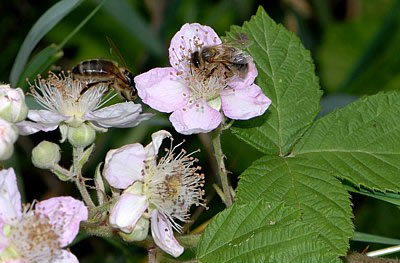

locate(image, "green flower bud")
[[31, 141, 61, 169], [67, 123, 95, 148], [119, 216, 150, 242], [0, 86, 28, 123]]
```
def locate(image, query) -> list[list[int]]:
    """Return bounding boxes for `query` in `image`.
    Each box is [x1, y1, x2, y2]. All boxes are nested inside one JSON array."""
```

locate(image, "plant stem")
[[73, 147, 95, 209], [148, 247, 158, 263], [211, 126, 233, 207]]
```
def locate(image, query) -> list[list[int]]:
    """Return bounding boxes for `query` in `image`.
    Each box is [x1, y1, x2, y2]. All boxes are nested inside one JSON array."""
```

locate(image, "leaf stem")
[[73, 147, 95, 209], [211, 126, 233, 207]]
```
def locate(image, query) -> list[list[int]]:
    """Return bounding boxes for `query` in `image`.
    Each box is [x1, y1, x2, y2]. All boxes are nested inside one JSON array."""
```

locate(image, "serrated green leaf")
[[228, 7, 322, 156], [236, 156, 353, 256], [294, 91, 400, 192], [10, 0, 84, 86], [197, 200, 339, 263]]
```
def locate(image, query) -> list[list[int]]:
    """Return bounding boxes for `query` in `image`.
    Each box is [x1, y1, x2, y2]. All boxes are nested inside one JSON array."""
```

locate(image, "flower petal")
[[221, 84, 271, 120], [52, 249, 79, 263], [85, 102, 152, 128], [35, 196, 88, 247], [169, 101, 222, 134], [228, 61, 258, 88], [151, 210, 184, 258], [0, 221, 9, 252], [104, 143, 146, 189], [16, 120, 59, 135], [0, 168, 21, 224], [169, 23, 221, 71], [144, 130, 172, 158], [27, 110, 67, 124], [134, 67, 189, 113], [109, 193, 148, 233]]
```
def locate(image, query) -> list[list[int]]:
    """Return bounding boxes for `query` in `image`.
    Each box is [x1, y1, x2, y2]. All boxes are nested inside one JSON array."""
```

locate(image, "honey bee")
[[190, 33, 252, 79], [72, 59, 137, 101]]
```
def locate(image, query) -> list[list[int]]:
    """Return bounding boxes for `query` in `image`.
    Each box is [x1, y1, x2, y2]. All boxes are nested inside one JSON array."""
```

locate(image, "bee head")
[[191, 51, 201, 68], [123, 70, 135, 87]]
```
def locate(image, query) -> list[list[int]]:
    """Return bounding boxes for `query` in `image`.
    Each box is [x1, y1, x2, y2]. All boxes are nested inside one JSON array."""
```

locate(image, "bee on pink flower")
[[135, 23, 271, 135]]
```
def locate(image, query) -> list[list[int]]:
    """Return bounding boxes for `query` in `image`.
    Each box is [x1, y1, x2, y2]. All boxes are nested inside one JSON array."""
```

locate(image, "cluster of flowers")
[[0, 23, 271, 262]]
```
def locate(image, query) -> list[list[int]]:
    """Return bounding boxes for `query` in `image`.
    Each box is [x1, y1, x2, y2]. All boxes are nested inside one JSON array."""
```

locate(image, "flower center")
[[7, 210, 62, 262], [143, 144, 205, 232], [30, 72, 108, 126]]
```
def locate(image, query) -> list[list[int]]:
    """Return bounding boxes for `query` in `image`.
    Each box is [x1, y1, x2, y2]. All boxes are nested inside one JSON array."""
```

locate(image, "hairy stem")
[[211, 126, 233, 207], [73, 147, 95, 209], [149, 247, 158, 263]]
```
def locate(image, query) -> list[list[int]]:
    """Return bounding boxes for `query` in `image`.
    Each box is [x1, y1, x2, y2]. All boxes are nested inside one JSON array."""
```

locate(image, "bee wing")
[[106, 36, 129, 70]]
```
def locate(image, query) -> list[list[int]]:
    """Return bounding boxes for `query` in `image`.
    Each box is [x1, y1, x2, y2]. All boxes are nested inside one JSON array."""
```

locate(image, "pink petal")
[[151, 210, 184, 258], [145, 130, 172, 158], [104, 143, 146, 189], [134, 67, 189, 113], [0, 168, 21, 224], [221, 84, 271, 120], [228, 61, 258, 88], [35, 196, 88, 247], [27, 110, 67, 124], [109, 193, 148, 233], [169, 23, 221, 72], [169, 100, 222, 135], [53, 249, 79, 263], [85, 102, 153, 128], [16, 120, 59, 135]]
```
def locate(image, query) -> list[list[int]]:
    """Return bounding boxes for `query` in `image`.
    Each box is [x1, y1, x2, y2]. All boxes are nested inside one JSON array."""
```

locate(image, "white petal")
[[0, 168, 21, 224], [16, 120, 59, 135], [104, 143, 146, 189], [144, 130, 172, 158], [109, 193, 148, 233], [86, 102, 152, 128], [27, 110, 67, 124], [52, 249, 79, 263], [151, 210, 184, 258]]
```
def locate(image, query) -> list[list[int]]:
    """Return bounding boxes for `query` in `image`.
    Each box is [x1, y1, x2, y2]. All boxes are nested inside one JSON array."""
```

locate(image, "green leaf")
[[294, 91, 400, 192], [197, 200, 340, 263], [235, 156, 353, 256], [16, 45, 63, 89], [228, 7, 322, 156], [10, 0, 84, 87], [103, 0, 164, 57]]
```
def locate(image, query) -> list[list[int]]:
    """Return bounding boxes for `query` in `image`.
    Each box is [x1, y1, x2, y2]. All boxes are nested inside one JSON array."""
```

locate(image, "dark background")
[[2, 0, 400, 262]]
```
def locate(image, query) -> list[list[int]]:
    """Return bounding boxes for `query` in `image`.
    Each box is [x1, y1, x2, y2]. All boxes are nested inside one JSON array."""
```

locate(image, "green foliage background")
[[2, 0, 400, 262]]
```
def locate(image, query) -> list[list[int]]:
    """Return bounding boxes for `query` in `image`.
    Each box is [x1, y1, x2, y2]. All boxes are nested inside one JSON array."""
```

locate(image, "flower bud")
[[31, 141, 61, 169], [67, 123, 95, 148], [119, 216, 150, 242], [0, 85, 28, 123], [0, 118, 18, 161]]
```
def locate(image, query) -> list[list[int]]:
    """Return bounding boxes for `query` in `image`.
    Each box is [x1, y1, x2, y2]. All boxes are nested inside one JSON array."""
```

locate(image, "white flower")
[[0, 84, 28, 123], [0, 168, 88, 263], [0, 118, 18, 161], [17, 72, 152, 137], [104, 130, 205, 257]]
